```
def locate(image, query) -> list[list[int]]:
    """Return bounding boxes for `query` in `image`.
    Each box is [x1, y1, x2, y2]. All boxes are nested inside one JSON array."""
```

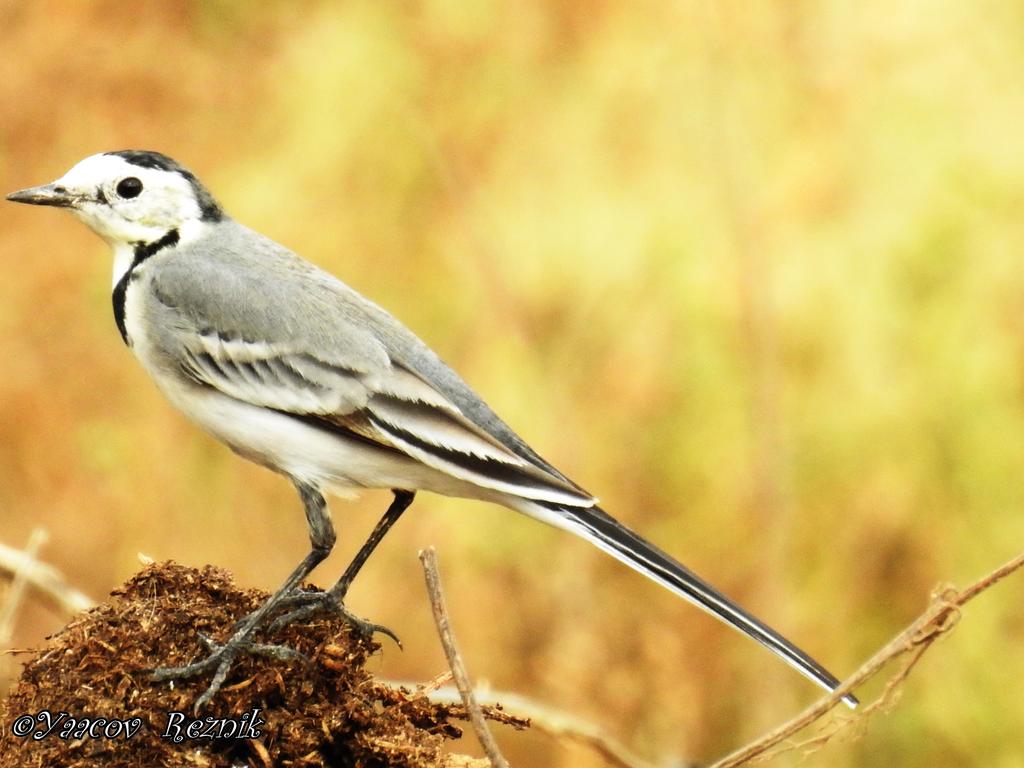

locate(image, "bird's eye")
[[116, 177, 143, 199]]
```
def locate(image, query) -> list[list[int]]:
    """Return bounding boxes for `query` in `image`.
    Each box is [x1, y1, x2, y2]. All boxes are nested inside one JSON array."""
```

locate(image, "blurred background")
[[2, 0, 1024, 765]]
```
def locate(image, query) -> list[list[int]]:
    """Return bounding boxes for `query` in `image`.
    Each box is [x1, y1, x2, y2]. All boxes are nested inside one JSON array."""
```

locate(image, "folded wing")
[[152, 244, 595, 508]]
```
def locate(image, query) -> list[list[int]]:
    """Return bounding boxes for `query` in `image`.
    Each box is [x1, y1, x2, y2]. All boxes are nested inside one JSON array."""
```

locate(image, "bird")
[[6, 150, 856, 710]]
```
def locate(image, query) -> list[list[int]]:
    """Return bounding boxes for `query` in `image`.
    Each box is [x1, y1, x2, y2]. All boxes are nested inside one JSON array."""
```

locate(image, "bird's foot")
[[150, 631, 306, 712], [267, 589, 402, 648]]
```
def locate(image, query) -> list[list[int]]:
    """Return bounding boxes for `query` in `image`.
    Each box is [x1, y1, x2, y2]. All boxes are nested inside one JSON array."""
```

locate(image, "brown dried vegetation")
[[0, 562, 492, 768]]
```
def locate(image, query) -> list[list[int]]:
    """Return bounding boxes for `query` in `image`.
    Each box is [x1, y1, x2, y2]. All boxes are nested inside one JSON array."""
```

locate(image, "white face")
[[47, 154, 206, 245]]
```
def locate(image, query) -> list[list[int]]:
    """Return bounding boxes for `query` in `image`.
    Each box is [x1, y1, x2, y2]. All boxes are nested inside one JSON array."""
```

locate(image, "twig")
[[420, 547, 509, 768], [0, 534, 94, 625], [1, 529, 84, 644], [0, 529, 48, 644], [708, 549, 1024, 768], [387, 681, 661, 768], [394, 548, 1024, 768], [404, 670, 455, 703]]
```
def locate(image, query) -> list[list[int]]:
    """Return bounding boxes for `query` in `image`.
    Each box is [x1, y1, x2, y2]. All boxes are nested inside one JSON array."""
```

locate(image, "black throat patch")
[[112, 228, 180, 346]]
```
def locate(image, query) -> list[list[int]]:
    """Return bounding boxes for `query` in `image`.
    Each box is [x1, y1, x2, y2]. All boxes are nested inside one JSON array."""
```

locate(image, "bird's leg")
[[331, 489, 415, 601], [151, 480, 335, 711], [267, 489, 415, 634]]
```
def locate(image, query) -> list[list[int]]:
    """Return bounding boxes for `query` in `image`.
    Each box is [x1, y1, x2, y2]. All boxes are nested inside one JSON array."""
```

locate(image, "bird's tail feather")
[[524, 500, 857, 708]]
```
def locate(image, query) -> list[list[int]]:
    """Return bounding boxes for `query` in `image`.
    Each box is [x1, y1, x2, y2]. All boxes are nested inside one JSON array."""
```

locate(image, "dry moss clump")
[[0, 562, 486, 768]]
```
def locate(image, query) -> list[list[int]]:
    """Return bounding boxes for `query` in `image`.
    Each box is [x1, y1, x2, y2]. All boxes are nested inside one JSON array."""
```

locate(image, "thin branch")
[[402, 547, 1024, 768], [709, 549, 1024, 768], [0, 534, 94, 622], [419, 547, 509, 768], [388, 681, 660, 768], [0, 529, 47, 644], [0, 530, 95, 646], [404, 670, 455, 703]]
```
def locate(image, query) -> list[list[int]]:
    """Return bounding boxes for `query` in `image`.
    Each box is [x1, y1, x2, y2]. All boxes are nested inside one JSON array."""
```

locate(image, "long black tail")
[[527, 501, 857, 707]]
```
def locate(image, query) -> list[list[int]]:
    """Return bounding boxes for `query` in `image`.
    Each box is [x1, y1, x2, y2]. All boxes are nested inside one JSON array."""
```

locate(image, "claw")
[[352, 615, 402, 649], [152, 635, 310, 713], [267, 593, 402, 649], [151, 578, 398, 711], [152, 597, 397, 711], [192, 651, 237, 713]]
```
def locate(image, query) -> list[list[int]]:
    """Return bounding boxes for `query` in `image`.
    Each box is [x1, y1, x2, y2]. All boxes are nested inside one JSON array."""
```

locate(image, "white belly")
[[153, 383, 464, 496]]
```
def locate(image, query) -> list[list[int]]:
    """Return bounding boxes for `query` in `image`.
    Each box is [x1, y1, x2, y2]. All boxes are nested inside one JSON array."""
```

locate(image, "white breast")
[[111, 242, 134, 289], [121, 265, 160, 361]]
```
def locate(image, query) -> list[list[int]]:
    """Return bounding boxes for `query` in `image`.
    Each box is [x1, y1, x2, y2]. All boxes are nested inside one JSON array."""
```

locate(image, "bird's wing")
[[147, 229, 595, 506]]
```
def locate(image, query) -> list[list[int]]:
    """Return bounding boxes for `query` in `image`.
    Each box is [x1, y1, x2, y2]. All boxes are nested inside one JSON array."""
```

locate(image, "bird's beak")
[[6, 183, 80, 208]]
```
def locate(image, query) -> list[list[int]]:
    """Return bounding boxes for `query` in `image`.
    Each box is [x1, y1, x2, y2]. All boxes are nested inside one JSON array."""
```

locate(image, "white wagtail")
[[7, 151, 856, 709]]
